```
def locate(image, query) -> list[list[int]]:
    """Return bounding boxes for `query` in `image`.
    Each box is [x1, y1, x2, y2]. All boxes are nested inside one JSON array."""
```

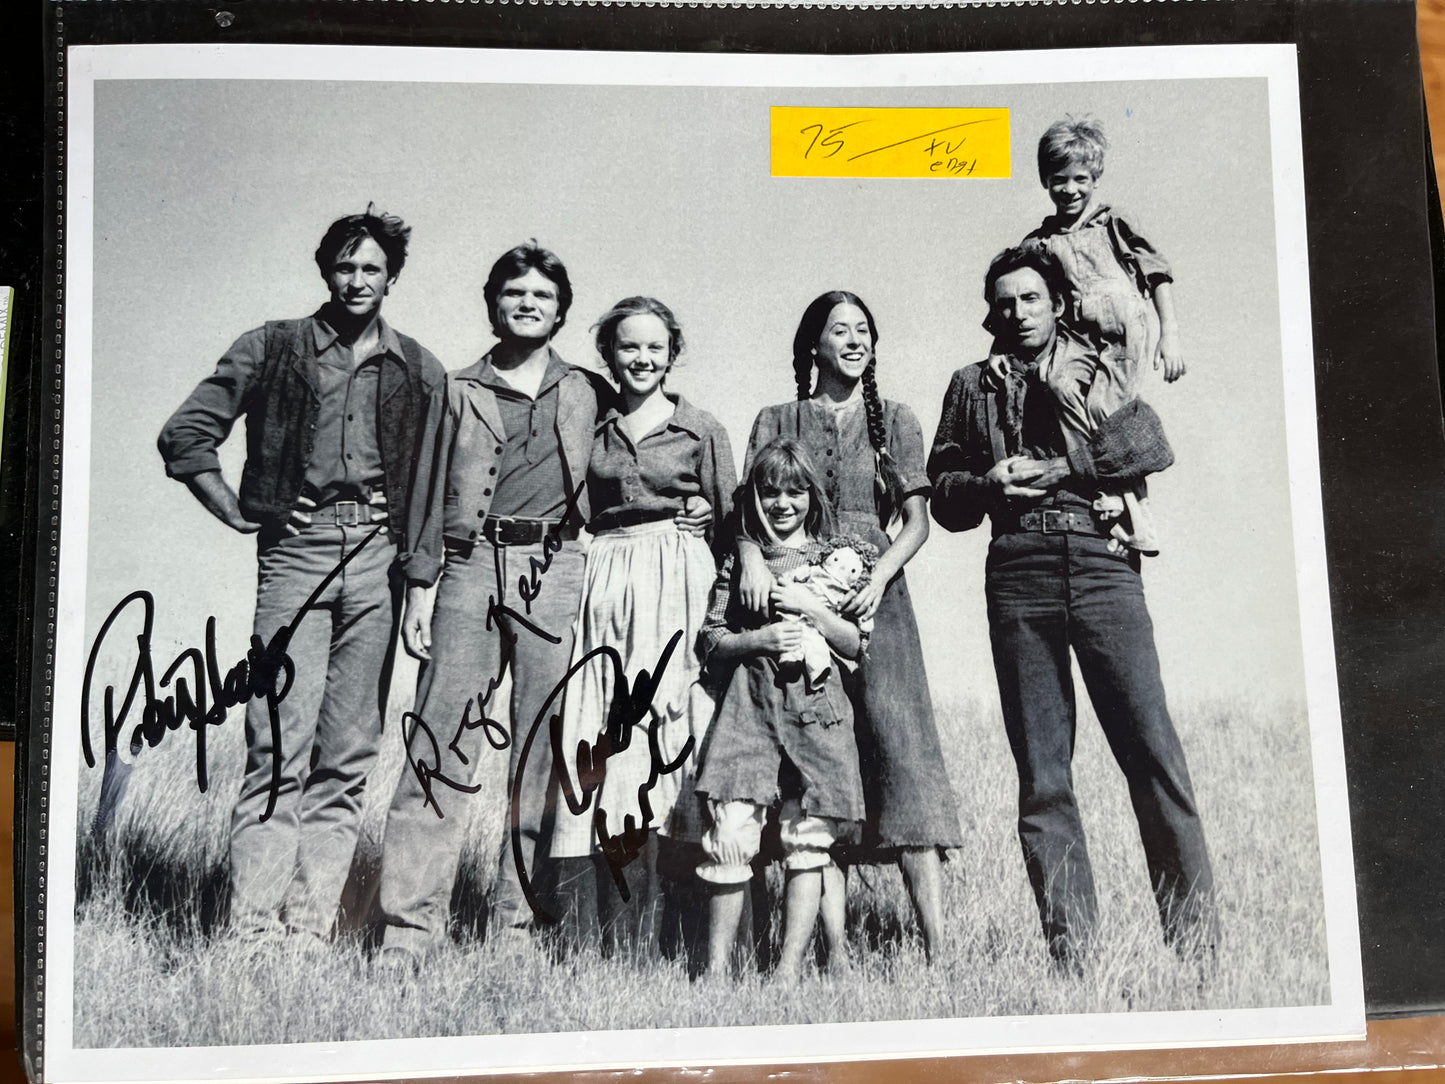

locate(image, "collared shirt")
[[927, 332, 1174, 536], [588, 394, 736, 551], [401, 349, 606, 586], [304, 317, 395, 504], [160, 309, 421, 490], [474, 353, 570, 519]]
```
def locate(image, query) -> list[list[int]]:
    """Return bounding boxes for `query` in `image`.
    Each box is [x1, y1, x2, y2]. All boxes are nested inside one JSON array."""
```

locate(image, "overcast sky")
[[80, 72, 1303, 715]]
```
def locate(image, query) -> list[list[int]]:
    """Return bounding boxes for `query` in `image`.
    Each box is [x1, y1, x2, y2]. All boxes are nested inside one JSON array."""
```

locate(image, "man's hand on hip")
[[186, 470, 262, 534]]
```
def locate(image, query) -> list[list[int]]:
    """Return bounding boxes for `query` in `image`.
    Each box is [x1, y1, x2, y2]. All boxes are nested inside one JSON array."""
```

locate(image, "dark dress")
[[695, 547, 867, 827], [743, 398, 963, 851]]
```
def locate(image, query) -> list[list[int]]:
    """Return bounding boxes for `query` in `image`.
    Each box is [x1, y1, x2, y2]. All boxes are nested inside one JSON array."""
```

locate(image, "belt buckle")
[[334, 500, 361, 527], [1039, 508, 1065, 533], [488, 516, 518, 546]]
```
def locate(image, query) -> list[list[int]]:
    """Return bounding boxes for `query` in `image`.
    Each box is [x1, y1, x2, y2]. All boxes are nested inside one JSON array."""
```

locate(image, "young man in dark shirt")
[[927, 245, 1216, 968], [157, 206, 445, 945]]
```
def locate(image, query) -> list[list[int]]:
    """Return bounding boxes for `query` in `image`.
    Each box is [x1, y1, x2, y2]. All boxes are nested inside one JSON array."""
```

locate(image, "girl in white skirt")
[[550, 296, 736, 961]]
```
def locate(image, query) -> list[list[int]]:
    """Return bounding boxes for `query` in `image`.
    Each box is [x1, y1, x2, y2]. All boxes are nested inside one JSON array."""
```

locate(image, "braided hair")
[[792, 290, 907, 526]]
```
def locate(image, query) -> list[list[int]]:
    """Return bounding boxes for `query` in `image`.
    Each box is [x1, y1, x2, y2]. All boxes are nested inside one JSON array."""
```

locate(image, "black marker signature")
[[81, 526, 383, 823], [511, 629, 691, 923], [399, 481, 585, 817]]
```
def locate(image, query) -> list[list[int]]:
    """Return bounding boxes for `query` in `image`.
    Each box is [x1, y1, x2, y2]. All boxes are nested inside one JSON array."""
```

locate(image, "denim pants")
[[985, 528, 1216, 960], [379, 537, 585, 953], [230, 523, 399, 938]]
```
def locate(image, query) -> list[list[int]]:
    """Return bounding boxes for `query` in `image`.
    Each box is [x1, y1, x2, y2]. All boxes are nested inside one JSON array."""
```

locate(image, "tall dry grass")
[[71, 669, 1330, 1047]]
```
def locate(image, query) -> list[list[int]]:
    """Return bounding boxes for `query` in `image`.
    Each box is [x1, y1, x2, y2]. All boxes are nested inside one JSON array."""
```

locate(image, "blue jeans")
[[378, 537, 585, 953], [985, 528, 1216, 960], [230, 523, 399, 938]]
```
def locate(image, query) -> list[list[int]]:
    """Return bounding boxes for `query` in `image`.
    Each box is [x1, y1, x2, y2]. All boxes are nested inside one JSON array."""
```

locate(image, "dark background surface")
[[4, 0, 1445, 1080]]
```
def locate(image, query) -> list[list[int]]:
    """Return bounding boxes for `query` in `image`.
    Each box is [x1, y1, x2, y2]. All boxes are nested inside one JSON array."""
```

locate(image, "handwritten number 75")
[[800, 122, 851, 159]]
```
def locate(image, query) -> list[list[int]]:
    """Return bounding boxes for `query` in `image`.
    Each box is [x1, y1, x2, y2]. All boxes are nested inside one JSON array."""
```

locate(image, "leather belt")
[[597, 508, 676, 530], [1008, 508, 1104, 536], [308, 500, 383, 527], [481, 515, 577, 546]]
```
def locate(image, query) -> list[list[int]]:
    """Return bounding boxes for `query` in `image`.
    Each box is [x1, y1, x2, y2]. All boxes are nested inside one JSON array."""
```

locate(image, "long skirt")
[[550, 520, 717, 859], [839, 510, 964, 853]]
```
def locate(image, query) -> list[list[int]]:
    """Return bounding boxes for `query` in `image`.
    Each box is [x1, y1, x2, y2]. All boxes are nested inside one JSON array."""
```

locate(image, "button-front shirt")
[[402, 349, 607, 585], [305, 318, 395, 504], [475, 353, 570, 519], [588, 394, 737, 553], [926, 333, 1175, 536], [741, 396, 932, 533], [160, 311, 427, 497]]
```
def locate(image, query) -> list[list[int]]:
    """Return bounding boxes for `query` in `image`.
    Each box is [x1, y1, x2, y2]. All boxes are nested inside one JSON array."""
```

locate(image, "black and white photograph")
[[46, 41, 1360, 1081]]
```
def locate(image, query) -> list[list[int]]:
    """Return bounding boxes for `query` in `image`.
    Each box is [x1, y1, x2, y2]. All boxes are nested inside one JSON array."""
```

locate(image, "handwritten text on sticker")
[[770, 107, 1010, 179]]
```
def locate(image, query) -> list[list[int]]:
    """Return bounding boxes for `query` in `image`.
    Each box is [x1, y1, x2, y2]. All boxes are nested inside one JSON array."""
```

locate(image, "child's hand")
[[1092, 492, 1125, 521], [770, 581, 820, 620], [981, 352, 1010, 390], [756, 621, 803, 658], [738, 547, 774, 614], [1158, 330, 1186, 382]]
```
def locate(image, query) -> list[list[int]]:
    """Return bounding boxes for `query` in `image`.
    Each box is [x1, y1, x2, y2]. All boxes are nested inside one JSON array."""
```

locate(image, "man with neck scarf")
[[926, 245, 1216, 970]]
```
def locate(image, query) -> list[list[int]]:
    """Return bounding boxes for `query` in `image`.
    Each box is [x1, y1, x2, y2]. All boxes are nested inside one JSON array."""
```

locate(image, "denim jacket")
[[402, 348, 607, 585]]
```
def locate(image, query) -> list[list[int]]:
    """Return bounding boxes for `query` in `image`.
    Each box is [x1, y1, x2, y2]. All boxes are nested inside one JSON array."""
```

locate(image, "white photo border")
[[46, 40, 1361, 1083]]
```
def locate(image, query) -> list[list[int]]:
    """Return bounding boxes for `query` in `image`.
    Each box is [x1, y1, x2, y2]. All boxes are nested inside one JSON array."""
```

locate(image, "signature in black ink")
[[81, 526, 384, 823], [400, 480, 586, 817], [511, 629, 691, 923]]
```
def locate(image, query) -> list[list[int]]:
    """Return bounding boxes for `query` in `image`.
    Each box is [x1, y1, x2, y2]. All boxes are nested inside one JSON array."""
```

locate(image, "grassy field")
[[70, 676, 1330, 1047]]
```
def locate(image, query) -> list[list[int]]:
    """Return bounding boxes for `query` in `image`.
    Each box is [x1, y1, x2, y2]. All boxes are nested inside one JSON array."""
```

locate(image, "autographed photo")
[[48, 43, 1360, 1081]]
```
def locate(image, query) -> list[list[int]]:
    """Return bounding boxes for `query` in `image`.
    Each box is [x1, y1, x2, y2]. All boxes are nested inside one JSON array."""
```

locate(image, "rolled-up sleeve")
[[1111, 211, 1173, 292], [699, 420, 738, 560], [157, 327, 266, 480], [400, 377, 459, 587], [926, 369, 995, 534]]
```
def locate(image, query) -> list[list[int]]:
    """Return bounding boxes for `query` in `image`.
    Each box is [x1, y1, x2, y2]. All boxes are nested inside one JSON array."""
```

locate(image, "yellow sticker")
[[770, 107, 1009, 179]]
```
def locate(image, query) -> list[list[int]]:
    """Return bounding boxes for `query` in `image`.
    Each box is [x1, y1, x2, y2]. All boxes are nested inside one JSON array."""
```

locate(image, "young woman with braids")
[[735, 291, 962, 962]]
